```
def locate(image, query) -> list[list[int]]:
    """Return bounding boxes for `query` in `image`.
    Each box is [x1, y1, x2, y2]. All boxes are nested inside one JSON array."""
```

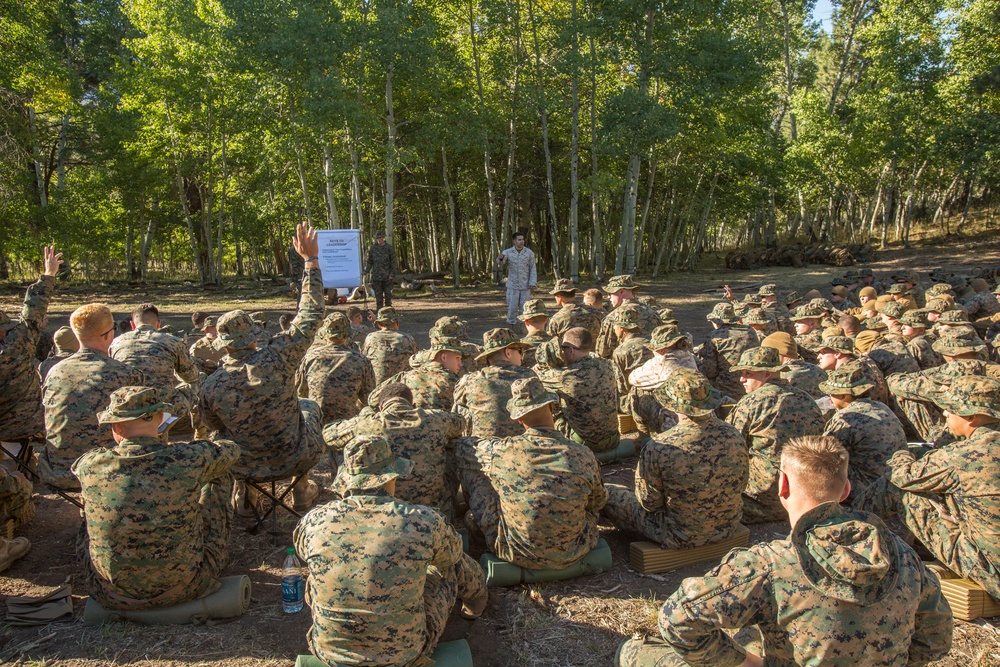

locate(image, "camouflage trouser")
[[372, 278, 393, 311], [625, 390, 677, 436], [617, 635, 687, 667], [604, 485, 740, 550], [455, 437, 501, 549], [78, 472, 234, 611], [0, 471, 33, 534], [853, 474, 1000, 600], [557, 416, 619, 454], [418, 553, 488, 666]]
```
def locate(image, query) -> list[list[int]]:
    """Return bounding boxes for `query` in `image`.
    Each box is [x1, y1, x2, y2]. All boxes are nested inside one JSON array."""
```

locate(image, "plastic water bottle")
[[282, 547, 304, 613]]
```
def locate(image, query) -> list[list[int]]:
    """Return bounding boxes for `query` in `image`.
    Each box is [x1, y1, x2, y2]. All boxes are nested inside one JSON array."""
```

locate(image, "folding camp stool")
[[0, 440, 83, 510], [243, 476, 304, 546]]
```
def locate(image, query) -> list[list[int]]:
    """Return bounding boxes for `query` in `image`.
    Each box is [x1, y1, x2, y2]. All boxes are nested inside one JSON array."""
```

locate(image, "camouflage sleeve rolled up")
[[0, 275, 55, 440], [271, 266, 325, 369]]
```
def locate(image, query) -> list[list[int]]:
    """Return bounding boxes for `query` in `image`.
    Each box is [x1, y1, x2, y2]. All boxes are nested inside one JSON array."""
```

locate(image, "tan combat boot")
[[0, 537, 30, 573]]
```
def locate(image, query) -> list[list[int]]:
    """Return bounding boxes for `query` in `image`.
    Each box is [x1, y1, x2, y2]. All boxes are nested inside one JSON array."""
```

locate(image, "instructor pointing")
[[498, 231, 537, 326]]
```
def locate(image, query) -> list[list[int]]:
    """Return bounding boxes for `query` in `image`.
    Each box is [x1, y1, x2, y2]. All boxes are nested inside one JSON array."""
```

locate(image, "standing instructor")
[[498, 231, 537, 325], [366, 230, 398, 312]]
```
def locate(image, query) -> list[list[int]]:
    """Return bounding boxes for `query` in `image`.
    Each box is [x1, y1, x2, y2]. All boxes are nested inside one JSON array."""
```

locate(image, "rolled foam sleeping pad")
[[480, 539, 612, 587], [295, 639, 473, 667], [594, 439, 638, 465], [82, 575, 252, 626]]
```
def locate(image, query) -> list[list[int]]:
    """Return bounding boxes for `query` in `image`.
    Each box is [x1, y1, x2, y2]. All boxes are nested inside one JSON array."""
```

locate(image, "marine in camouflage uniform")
[[325, 386, 466, 520], [368, 337, 464, 411], [518, 298, 553, 368], [38, 325, 78, 382], [596, 275, 661, 358], [429, 315, 482, 377], [727, 347, 824, 524], [604, 369, 748, 548], [863, 329, 922, 377], [189, 316, 226, 374], [74, 386, 239, 611], [295, 312, 376, 424], [452, 329, 534, 438], [110, 304, 202, 423], [758, 284, 795, 335], [820, 362, 907, 499], [366, 229, 398, 311], [456, 378, 607, 570], [0, 468, 33, 536], [534, 330, 619, 453], [0, 269, 56, 442], [40, 305, 144, 490], [546, 279, 603, 342], [362, 307, 419, 385], [625, 325, 699, 436], [200, 255, 325, 481], [294, 435, 488, 667], [619, 501, 951, 667], [760, 332, 827, 399], [610, 305, 654, 411], [697, 303, 759, 400], [854, 375, 1000, 600], [791, 304, 826, 365], [899, 309, 944, 370]]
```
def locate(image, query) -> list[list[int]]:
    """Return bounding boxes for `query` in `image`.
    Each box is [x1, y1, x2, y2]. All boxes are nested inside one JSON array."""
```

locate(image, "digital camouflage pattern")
[[620, 502, 952, 667], [39, 350, 144, 489], [350, 321, 376, 349], [324, 396, 466, 519], [823, 398, 907, 498], [365, 240, 398, 281], [189, 335, 226, 374], [866, 336, 922, 377], [857, 421, 1000, 600], [200, 267, 325, 480], [456, 426, 607, 570], [696, 324, 759, 400], [780, 359, 827, 398], [361, 328, 419, 385], [546, 303, 604, 342], [110, 324, 201, 419], [794, 329, 824, 365], [520, 330, 553, 368], [0, 468, 34, 533], [727, 381, 824, 523], [296, 340, 375, 424], [596, 301, 661, 358], [73, 435, 239, 610], [294, 488, 487, 667], [536, 354, 619, 452], [370, 356, 458, 411], [612, 333, 654, 411], [0, 275, 55, 440], [604, 413, 748, 548], [452, 360, 535, 438], [906, 334, 944, 370]]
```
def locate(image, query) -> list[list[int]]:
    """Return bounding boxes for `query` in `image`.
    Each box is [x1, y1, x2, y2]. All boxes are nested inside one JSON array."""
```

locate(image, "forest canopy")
[[1, 0, 998, 284]]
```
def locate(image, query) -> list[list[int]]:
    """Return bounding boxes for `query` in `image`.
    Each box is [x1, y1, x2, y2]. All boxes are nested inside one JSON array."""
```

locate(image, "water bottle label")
[[282, 576, 303, 602]]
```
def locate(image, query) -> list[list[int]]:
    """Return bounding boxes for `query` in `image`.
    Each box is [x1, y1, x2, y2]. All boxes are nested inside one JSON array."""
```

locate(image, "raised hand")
[[43, 245, 64, 277], [293, 223, 320, 261]]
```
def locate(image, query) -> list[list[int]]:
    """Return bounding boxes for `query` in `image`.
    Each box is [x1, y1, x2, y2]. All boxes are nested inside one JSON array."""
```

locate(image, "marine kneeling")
[[74, 386, 239, 610], [294, 435, 487, 667]]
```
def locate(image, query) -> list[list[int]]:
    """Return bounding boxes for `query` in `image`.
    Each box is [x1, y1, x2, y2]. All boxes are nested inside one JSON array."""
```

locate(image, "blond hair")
[[781, 436, 849, 500], [70, 303, 114, 339]]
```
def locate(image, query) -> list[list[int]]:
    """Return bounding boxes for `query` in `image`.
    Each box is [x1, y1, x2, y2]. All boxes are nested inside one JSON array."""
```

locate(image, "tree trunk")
[[527, 0, 560, 278], [635, 151, 656, 272], [324, 143, 341, 229], [828, 0, 871, 113], [442, 146, 459, 288], [567, 0, 581, 283], [27, 106, 47, 208], [296, 146, 313, 227], [880, 154, 897, 249], [139, 198, 157, 281], [384, 63, 397, 241], [588, 30, 604, 281], [56, 113, 69, 199], [469, 0, 501, 283]]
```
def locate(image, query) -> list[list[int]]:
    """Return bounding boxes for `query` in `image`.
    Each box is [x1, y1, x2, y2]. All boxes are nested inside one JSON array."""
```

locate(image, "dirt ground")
[[4, 231, 1000, 667]]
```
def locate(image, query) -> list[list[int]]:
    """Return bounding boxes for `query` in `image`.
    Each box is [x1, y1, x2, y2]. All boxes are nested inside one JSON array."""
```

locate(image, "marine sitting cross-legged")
[[617, 435, 953, 667]]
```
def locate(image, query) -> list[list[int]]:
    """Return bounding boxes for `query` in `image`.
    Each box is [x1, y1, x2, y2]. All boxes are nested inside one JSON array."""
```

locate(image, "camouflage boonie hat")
[[518, 299, 549, 322], [203, 316, 218, 327], [53, 326, 79, 353], [97, 386, 172, 424], [0, 311, 17, 332], [216, 310, 258, 349], [318, 312, 351, 340], [790, 305, 825, 321], [926, 283, 953, 298], [158, 325, 175, 335], [886, 283, 911, 295], [653, 368, 722, 418], [506, 377, 559, 421], [819, 361, 874, 397], [731, 346, 788, 373], [649, 324, 685, 351], [880, 301, 907, 319], [249, 311, 268, 326], [706, 302, 739, 324], [742, 308, 770, 326], [808, 298, 834, 312], [431, 315, 467, 339], [608, 305, 644, 331], [375, 307, 400, 324], [757, 284, 778, 297], [925, 297, 952, 313], [899, 309, 930, 328], [929, 268, 949, 282], [817, 334, 855, 356], [933, 375, 1000, 420], [784, 290, 802, 306], [937, 309, 969, 324], [549, 278, 577, 295], [476, 328, 531, 361], [857, 267, 873, 278], [375, 229, 386, 238], [429, 335, 467, 357], [733, 302, 751, 318], [862, 316, 887, 332], [932, 329, 986, 356], [658, 308, 677, 325], [601, 275, 641, 293], [637, 295, 658, 307], [333, 435, 413, 494], [742, 293, 763, 306]]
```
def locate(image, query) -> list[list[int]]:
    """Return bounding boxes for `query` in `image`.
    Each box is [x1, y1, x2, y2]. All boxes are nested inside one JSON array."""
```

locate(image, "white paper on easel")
[[315, 229, 363, 289]]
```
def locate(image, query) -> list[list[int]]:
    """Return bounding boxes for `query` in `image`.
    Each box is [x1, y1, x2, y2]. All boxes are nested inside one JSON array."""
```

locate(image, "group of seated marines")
[[3, 227, 1000, 666]]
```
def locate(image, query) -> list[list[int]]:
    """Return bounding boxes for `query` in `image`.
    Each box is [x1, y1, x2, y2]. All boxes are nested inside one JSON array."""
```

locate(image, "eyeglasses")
[[560, 343, 581, 351], [102, 327, 116, 337]]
